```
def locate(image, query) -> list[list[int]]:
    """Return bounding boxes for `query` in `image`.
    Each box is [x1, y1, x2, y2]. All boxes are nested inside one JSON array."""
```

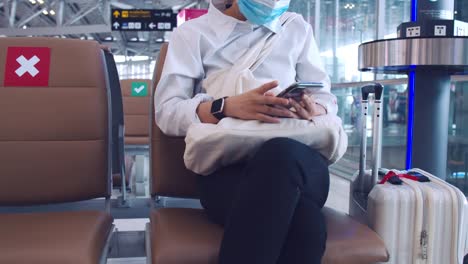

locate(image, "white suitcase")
[[368, 169, 468, 264], [357, 84, 468, 264]]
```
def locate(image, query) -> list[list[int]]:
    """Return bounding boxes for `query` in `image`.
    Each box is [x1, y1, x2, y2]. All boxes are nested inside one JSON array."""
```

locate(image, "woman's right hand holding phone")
[[288, 94, 326, 120], [223, 81, 295, 123]]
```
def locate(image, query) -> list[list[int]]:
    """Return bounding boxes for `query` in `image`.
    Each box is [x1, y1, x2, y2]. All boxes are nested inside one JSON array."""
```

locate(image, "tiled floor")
[[325, 174, 350, 214], [114, 218, 148, 232]]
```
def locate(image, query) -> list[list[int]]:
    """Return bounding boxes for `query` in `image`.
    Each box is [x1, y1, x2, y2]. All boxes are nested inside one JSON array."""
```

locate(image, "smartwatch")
[[210, 97, 228, 120]]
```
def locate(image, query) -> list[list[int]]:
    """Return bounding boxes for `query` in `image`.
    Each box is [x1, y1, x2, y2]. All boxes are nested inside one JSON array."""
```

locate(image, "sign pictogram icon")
[[4, 47, 51, 87], [131, 82, 148, 97], [15, 55, 40, 77]]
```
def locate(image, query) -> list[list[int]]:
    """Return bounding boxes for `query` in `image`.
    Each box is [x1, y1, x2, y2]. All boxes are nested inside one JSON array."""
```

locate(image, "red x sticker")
[[4, 47, 51, 87]]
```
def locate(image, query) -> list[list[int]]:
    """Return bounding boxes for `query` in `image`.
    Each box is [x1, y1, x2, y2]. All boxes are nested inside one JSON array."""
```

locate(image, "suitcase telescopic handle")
[[360, 83, 384, 192], [361, 83, 384, 101]]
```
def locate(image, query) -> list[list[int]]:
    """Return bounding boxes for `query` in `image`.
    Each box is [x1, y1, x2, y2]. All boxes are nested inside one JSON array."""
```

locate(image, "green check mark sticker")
[[131, 82, 148, 97]]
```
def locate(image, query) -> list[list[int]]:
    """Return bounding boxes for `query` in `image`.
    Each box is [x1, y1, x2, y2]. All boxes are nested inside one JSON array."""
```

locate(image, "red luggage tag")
[[379, 171, 399, 184], [379, 171, 430, 185]]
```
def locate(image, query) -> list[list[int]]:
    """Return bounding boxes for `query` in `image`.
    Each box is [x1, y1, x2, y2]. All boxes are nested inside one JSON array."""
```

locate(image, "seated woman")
[[155, 0, 338, 263]]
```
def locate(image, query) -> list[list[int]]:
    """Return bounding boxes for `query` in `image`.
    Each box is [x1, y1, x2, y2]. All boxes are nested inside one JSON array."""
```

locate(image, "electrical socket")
[[454, 20, 468, 36], [434, 25, 447, 36], [457, 26, 467, 36], [406, 26, 421, 37]]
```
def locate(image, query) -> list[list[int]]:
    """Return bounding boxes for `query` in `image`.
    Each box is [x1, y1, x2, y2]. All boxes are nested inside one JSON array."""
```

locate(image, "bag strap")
[[249, 12, 298, 71], [217, 12, 299, 81]]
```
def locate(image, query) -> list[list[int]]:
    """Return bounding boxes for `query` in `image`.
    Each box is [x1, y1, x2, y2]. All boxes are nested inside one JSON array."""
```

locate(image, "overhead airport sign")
[[111, 9, 177, 31], [4, 47, 51, 87]]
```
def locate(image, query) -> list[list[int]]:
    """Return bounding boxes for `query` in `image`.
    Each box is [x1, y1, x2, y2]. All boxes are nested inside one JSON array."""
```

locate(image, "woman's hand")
[[224, 81, 294, 123], [288, 94, 326, 120]]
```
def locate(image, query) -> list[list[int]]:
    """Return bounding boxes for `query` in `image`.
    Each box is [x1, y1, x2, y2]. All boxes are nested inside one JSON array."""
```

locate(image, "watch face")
[[211, 98, 224, 114], [211, 98, 226, 119]]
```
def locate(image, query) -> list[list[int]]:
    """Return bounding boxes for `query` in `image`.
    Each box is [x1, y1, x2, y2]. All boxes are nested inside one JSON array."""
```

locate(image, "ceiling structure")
[[0, 0, 379, 57], [0, 0, 210, 57], [1, 0, 466, 58]]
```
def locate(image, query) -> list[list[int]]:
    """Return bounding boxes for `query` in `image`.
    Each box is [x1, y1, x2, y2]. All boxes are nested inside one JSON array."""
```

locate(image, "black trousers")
[[197, 138, 330, 264]]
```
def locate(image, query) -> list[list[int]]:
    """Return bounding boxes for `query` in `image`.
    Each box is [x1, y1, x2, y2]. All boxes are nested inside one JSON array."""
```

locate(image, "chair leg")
[[145, 223, 152, 264]]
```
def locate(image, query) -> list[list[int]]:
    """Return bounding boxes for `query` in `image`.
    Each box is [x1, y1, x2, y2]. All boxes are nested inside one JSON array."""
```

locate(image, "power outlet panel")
[[434, 25, 447, 36], [398, 20, 468, 38], [406, 26, 421, 37]]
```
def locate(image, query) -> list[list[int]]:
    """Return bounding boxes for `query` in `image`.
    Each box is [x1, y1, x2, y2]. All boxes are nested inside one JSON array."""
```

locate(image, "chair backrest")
[[0, 37, 111, 206], [120, 79, 151, 140], [150, 43, 199, 199]]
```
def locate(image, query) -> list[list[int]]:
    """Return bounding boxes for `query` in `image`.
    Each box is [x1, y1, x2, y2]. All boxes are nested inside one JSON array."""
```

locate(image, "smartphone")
[[277, 82, 324, 99]]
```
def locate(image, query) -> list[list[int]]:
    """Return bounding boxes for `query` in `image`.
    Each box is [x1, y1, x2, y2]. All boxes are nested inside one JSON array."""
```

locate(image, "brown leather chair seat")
[[150, 209, 222, 264], [0, 211, 113, 264], [150, 207, 388, 264]]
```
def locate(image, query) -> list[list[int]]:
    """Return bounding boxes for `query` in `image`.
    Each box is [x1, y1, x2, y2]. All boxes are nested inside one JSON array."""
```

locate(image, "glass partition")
[[383, 0, 411, 38], [447, 80, 468, 195], [117, 59, 156, 80], [289, 0, 413, 83], [330, 81, 408, 180]]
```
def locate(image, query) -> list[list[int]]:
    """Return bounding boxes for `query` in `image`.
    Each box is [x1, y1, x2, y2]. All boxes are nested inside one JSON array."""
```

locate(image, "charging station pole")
[[411, 70, 451, 179], [410, 0, 453, 178]]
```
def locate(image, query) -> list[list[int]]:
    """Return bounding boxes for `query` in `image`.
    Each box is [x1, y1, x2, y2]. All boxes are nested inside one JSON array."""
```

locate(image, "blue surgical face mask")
[[238, 0, 290, 25]]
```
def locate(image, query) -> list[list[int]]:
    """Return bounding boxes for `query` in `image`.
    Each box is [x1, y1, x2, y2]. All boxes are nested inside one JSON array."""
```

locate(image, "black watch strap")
[[211, 97, 228, 120]]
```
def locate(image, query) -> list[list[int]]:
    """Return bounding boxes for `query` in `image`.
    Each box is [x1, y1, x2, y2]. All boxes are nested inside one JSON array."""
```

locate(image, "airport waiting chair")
[[146, 43, 389, 264], [119, 79, 152, 195], [0, 38, 114, 264], [120, 78, 152, 147]]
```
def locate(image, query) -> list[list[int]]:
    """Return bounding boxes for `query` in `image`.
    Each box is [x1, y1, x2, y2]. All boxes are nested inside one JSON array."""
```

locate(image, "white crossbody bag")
[[184, 12, 348, 175]]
